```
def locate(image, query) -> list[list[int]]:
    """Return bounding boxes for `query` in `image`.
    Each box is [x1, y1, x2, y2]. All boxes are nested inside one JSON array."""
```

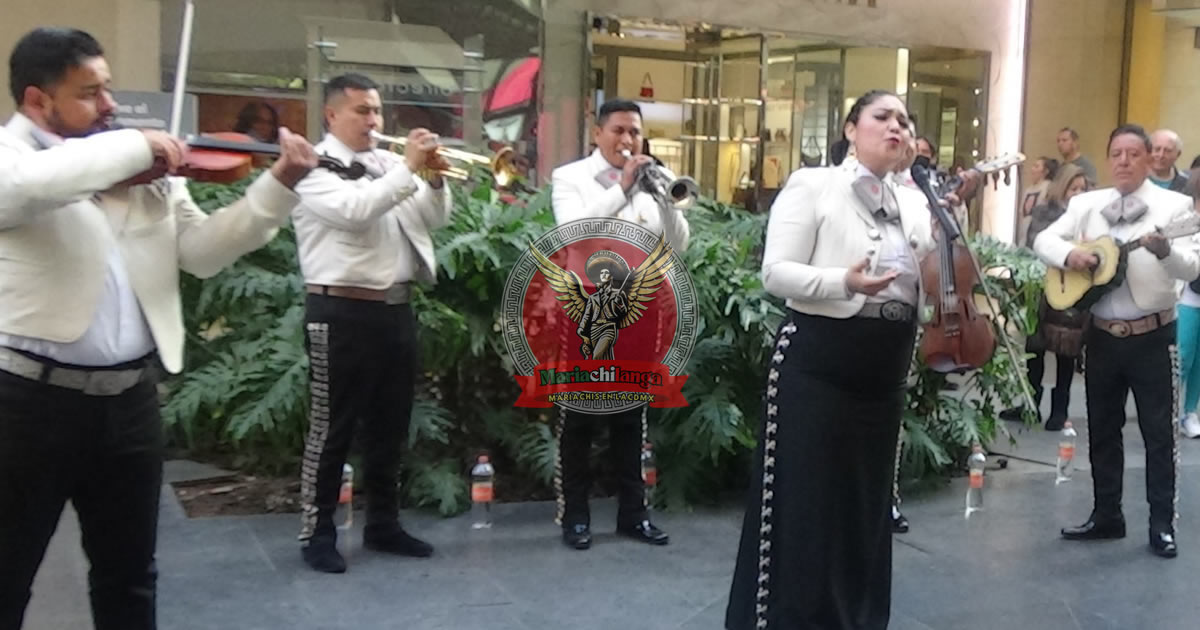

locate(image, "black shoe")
[[999, 406, 1023, 421], [363, 526, 433, 557], [1061, 517, 1126, 540], [892, 509, 910, 534], [562, 524, 592, 550], [302, 539, 347, 574], [617, 520, 669, 545], [1044, 412, 1067, 432], [1150, 530, 1178, 558]]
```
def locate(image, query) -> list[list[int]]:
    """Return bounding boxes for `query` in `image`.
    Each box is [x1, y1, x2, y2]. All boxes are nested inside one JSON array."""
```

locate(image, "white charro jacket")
[[0, 113, 300, 373]]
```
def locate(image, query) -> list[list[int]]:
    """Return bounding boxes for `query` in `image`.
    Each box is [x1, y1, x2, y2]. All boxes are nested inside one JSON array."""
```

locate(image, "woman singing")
[[725, 90, 936, 630]]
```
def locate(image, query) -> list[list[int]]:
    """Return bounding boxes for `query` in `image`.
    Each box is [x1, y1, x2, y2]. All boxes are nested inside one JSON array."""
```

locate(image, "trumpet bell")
[[666, 176, 699, 209]]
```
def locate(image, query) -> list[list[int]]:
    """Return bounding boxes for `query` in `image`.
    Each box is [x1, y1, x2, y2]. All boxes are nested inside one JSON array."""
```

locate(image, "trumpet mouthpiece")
[[620, 149, 633, 159]]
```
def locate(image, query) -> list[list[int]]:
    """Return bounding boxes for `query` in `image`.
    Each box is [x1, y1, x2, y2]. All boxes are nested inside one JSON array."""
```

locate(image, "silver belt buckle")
[[1105, 321, 1132, 338], [880, 301, 909, 322], [385, 283, 411, 305]]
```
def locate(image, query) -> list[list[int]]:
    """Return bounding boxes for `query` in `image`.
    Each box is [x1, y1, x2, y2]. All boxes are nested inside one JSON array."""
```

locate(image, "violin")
[[912, 155, 1023, 373], [127, 131, 362, 185], [918, 225, 997, 373]]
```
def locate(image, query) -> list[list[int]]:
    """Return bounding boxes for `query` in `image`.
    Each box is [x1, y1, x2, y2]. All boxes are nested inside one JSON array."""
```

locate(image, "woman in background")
[[1001, 163, 1088, 430], [1175, 171, 1200, 438], [1018, 156, 1059, 247]]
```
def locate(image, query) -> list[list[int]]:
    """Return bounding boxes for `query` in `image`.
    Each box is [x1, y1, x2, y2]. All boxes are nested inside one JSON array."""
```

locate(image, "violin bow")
[[168, 0, 197, 137]]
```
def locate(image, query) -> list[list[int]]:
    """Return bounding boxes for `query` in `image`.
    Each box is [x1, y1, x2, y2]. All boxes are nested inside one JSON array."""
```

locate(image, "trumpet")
[[621, 149, 698, 210], [370, 130, 496, 181]]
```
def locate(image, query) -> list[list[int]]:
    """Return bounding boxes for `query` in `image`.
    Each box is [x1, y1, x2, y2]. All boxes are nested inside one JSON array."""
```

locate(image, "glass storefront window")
[[587, 16, 991, 217], [160, 0, 541, 177]]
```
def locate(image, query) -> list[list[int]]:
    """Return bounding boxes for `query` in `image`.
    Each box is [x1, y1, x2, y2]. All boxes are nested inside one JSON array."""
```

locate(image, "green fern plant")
[[166, 173, 1045, 515]]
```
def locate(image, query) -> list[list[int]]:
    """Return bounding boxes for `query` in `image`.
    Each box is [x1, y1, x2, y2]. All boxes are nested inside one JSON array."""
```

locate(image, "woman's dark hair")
[[830, 138, 850, 166], [1039, 156, 1060, 181], [1190, 154, 1200, 170], [845, 90, 896, 129], [233, 101, 280, 142], [834, 90, 898, 163]]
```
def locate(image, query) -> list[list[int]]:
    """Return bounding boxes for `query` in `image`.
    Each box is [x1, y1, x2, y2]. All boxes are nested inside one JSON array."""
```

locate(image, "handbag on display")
[[640, 73, 654, 99], [800, 135, 822, 167]]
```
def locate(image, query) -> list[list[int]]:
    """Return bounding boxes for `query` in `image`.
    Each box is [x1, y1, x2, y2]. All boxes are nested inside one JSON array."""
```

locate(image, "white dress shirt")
[[857, 164, 919, 307], [292, 134, 451, 288], [0, 116, 154, 366], [550, 149, 689, 252]]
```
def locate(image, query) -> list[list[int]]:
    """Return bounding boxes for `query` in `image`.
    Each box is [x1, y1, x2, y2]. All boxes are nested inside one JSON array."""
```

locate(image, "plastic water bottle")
[[470, 455, 495, 529], [641, 442, 658, 504], [336, 463, 353, 531], [1056, 421, 1077, 485], [965, 444, 985, 518]]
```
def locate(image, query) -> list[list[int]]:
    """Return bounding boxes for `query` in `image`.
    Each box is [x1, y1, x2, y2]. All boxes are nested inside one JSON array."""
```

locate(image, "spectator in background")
[[1057, 127, 1098, 186], [1149, 129, 1188, 192], [1002, 163, 1089, 430], [233, 101, 280, 143], [1175, 172, 1200, 438], [1018, 156, 1059, 247], [915, 136, 937, 165]]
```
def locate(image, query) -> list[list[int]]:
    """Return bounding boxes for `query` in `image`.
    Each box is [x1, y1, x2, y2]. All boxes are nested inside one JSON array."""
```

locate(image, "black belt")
[[857, 300, 916, 322]]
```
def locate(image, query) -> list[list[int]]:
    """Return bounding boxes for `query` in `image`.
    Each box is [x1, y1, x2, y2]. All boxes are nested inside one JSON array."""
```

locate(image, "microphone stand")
[[910, 164, 1039, 427]]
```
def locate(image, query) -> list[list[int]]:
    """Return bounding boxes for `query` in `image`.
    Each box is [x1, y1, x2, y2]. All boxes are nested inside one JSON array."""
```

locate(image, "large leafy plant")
[[166, 173, 1044, 514]]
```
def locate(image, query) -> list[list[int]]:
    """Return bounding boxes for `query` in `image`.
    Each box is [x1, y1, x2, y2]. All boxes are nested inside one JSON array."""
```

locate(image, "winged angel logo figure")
[[529, 235, 676, 360]]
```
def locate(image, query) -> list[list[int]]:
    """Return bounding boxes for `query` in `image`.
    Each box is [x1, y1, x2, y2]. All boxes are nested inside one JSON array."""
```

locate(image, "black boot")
[[1045, 387, 1069, 431], [1001, 384, 1043, 423], [363, 523, 433, 557], [302, 535, 347, 573]]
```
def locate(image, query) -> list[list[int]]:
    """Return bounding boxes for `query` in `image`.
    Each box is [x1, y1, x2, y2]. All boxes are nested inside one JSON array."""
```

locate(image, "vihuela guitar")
[[1043, 214, 1200, 311]]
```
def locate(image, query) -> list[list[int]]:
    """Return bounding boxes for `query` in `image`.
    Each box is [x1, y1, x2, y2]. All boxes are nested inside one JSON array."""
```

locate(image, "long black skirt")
[[726, 309, 916, 630]]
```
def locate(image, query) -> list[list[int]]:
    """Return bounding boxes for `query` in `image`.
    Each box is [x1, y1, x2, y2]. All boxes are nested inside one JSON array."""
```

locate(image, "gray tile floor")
[[23, 364, 1200, 629]]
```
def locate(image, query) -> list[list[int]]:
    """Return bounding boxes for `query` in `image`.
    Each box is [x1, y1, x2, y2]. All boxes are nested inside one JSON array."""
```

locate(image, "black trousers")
[[0, 366, 162, 630], [1084, 322, 1178, 532], [555, 407, 648, 529], [1027, 349, 1075, 412], [727, 312, 914, 630], [299, 295, 417, 543]]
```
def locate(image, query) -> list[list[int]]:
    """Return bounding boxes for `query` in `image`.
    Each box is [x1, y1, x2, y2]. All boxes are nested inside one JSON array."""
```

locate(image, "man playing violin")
[[1035, 124, 1200, 558], [0, 27, 318, 630], [291, 73, 453, 573]]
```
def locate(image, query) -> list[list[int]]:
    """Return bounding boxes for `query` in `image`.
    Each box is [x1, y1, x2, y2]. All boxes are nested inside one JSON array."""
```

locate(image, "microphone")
[[911, 163, 961, 241]]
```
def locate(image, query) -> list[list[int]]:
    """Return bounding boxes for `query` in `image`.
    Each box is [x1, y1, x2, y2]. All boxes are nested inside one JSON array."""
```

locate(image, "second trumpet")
[[621, 149, 698, 210], [370, 130, 489, 181]]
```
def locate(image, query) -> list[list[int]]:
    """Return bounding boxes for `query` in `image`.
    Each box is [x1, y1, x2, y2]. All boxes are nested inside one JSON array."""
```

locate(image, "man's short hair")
[[9, 27, 104, 105], [597, 100, 642, 128], [1108, 123, 1152, 153], [324, 73, 379, 104], [1059, 127, 1080, 141], [917, 136, 938, 155]]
